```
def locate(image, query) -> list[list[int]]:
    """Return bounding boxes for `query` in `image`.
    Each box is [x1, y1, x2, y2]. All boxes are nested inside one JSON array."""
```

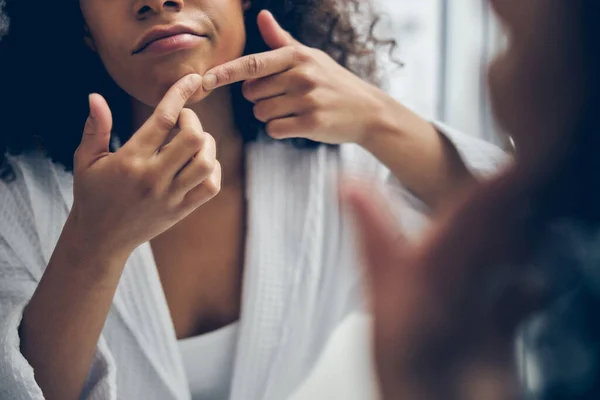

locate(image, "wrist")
[[59, 211, 133, 272], [355, 95, 475, 209], [357, 92, 412, 151]]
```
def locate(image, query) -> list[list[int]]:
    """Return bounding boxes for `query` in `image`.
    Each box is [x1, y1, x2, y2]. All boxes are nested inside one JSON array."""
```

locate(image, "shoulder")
[[0, 152, 70, 267], [0, 151, 66, 210], [0, 154, 40, 231]]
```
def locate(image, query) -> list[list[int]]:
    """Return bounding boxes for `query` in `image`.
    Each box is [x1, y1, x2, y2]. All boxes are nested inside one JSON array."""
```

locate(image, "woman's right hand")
[[344, 172, 537, 400], [70, 74, 221, 258]]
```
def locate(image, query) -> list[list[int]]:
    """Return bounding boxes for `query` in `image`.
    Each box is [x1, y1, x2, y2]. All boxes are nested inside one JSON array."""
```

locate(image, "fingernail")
[[88, 94, 95, 119], [203, 74, 217, 91], [188, 74, 202, 87]]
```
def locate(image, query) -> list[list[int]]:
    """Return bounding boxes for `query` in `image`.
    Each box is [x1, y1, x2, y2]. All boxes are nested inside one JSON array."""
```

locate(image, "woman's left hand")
[[204, 10, 478, 209], [202, 10, 390, 145]]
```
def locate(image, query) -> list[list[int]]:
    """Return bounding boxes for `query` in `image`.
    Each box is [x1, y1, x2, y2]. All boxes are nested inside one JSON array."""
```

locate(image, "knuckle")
[[118, 156, 144, 179], [204, 164, 221, 197], [265, 120, 279, 137], [182, 129, 205, 151], [306, 112, 326, 129], [83, 117, 95, 135], [216, 68, 234, 86], [179, 107, 194, 120], [206, 132, 217, 150], [245, 55, 265, 76], [290, 45, 311, 64], [304, 91, 321, 108], [204, 181, 219, 198], [117, 158, 161, 197], [164, 198, 180, 214], [154, 111, 178, 131], [241, 81, 255, 101], [266, 120, 291, 138], [183, 108, 204, 131], [297, 66, 319, 90], [194, 152, 216, 176], [253, 103, 267, 122]]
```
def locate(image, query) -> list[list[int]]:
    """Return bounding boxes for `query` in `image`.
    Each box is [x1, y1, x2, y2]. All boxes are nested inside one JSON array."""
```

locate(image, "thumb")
[[78, 93, 113, 165], [257, 10, 299, 49], [342, 181, 405, 289]]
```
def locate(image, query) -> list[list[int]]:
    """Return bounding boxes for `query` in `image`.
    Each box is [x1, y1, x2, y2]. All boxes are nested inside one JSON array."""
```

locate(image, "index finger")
[[129, 74, 203, 152], [202, 47, 297, 91]]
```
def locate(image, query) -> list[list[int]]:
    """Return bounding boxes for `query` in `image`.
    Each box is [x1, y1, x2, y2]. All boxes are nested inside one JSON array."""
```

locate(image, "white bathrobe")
[[0, 125, 506, 400]]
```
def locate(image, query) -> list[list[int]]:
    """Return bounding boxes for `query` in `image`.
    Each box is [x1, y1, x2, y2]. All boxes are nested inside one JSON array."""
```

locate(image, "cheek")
[[95, 39, 126, 75], [211, 11, 247, 65], [81, 9, 132, 90], [92, 32, 138, 94]]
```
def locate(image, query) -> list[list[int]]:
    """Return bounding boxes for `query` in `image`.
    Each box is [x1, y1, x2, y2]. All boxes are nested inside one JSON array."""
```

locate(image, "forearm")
[[359, 98, 477, 211], [20, 215, 130, 400]]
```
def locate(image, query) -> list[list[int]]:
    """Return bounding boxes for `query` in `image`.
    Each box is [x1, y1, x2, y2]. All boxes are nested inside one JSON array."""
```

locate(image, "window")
[[376, 0, 504, 143]]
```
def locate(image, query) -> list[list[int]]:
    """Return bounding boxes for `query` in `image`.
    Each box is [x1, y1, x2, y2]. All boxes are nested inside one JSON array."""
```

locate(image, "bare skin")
[[151, 183, 246, 339]]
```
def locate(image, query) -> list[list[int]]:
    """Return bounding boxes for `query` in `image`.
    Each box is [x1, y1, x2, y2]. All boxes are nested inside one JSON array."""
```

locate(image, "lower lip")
[[141, 33, 205, 55]]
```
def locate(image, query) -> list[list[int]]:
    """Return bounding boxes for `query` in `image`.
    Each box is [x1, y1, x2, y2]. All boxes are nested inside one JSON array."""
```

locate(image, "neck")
[[131, 87, 245, 188]]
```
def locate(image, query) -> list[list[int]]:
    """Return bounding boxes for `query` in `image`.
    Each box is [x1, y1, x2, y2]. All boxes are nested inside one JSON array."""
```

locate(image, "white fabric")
[[287, 313, 379, 400], [0, 125, 506, 400], [179, 322, 239, 400]]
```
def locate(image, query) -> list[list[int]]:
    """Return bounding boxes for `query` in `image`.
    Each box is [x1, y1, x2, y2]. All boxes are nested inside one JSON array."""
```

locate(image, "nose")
[[134, 0, 183, 19]]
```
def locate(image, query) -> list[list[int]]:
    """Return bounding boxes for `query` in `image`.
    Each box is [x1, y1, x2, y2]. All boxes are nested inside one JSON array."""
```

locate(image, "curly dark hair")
[[0, 0, 395, 180], [0, 0, 7, 39]]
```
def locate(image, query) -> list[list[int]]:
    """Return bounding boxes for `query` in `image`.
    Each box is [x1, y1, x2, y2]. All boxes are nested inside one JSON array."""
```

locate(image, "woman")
[[0, 0, 504, 399], [348, 0, 600, 398]]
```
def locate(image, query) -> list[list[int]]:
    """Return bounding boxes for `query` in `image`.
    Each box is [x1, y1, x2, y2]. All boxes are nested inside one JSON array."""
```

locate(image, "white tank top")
[[178, 322, 239, 400]]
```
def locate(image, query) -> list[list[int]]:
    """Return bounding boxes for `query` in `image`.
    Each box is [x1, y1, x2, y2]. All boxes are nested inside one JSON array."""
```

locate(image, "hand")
[[70, 74, 221, 258], [202, 10, 390, 145], [343, 175, 541, 400]]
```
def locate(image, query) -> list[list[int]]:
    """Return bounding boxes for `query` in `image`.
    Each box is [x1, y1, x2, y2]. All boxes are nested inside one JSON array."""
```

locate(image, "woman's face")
[[488, 0, 587, 159], [80, 0, 250, 106]]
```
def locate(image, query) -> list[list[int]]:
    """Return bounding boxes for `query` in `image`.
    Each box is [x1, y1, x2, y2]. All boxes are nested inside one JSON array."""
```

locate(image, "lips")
[[133, 25, 204, 55]]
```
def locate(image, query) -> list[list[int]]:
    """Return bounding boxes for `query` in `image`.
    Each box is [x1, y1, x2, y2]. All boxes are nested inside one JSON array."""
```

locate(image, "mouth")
[[133, 25, 206, 55]]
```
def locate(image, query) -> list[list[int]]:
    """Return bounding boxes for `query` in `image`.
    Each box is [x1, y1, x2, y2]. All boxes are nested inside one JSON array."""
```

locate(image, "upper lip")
[[133, 24, 204, 54]]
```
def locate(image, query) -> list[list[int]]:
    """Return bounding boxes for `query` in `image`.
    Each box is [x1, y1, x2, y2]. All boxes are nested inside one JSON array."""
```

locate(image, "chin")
[[138, 69, 208, 106]]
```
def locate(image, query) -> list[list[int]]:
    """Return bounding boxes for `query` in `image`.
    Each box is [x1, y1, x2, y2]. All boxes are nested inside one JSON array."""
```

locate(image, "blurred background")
[[376, 0, 505, 145]]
